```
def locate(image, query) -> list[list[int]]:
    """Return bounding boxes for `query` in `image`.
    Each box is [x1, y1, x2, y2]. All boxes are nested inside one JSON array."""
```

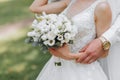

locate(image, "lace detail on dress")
[[64, 0, 102, 53]]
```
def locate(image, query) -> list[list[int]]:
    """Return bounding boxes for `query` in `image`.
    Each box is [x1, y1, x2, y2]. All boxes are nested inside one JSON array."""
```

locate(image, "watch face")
[[103, 41, 111, 50]]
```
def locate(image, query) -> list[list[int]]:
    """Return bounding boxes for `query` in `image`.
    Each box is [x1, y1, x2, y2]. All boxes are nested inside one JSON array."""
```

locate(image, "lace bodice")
[[62, 0, 101, 53]]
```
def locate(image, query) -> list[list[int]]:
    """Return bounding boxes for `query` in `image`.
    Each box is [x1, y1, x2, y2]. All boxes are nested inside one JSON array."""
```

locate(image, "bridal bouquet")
[[25, 12, 77, 51]]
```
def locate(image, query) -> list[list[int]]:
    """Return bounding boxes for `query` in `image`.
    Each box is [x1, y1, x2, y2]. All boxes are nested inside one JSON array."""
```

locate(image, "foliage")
[[0, 0, 33, 25], [0, 34, 51, 80], [0, 0, 52, 79]]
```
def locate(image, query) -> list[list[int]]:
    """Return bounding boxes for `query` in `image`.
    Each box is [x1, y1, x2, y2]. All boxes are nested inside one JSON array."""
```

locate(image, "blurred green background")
[[0, 0, 51, 80]]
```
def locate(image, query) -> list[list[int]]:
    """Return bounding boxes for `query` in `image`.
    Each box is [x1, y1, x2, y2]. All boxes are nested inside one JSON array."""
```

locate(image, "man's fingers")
[[79, 46, 87, 52], [76, 52, 89, 63], [81, 55, 93, 64], [79, 43, 90, 52], [88, 58, 97, 64]]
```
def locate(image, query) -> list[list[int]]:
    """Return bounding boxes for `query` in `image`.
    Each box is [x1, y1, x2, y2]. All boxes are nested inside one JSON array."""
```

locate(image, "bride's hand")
[[49, 44, 81, 60]]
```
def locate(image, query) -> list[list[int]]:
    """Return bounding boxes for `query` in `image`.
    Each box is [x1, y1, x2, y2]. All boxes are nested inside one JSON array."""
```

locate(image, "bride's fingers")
[[49, 48, 60, 57], [69, 53, 82, 60], [49, 48, 73, 60]]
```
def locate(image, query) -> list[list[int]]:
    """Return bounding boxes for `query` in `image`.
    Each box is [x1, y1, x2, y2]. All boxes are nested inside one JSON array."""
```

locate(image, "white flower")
[[64, 23, 72, 32], [49, 24, 56, 30], [27, 12, 77, 49], [61, 40, 65, 44], [57, 34, 63, 41], [42, 12, 47, 16], [35, 32, 41, 37], [61, 39, 69, 43], [38, 26, 48, 33], [37, 20, 46, 28], [64, 33, 71, 40], [33, 37, 39, 42], [53, 29, 59, 35], [48, 14, 57, 22], [64, 39, 69, 43], [48, 40, 55, 46], [55, 21, 63, 27], [27, 32, 33, 37], [47, 31, 56, 40], [27, 31, 36, 37], [41, 34, 47, 41], [32, 19, 38, 28], [43, 40, 48, 45]]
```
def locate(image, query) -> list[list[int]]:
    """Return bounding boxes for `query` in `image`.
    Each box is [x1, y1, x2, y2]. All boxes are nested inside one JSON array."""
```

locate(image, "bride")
[[30, 0, 112, 80]]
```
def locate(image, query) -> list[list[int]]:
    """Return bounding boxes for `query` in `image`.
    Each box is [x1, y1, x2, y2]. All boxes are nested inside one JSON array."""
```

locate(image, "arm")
[[76, 2, 112, 64], [29, 0, 70, 14], [49, 44, 81, 60], [95, 2, 112, 37], [102, 14, 120, 46]]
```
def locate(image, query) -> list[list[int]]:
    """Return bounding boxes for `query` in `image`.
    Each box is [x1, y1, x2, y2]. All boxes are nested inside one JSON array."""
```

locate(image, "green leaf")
[[69, 40, 73, 44], [25, 37, 33, 43], [32, 42, 39, 47]]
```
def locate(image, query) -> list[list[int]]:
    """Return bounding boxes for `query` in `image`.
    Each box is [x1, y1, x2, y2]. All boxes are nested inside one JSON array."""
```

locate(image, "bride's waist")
[[68, 44, 85, 53]]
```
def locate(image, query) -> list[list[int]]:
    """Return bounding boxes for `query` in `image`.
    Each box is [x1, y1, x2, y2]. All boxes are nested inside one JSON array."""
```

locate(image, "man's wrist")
[[99, 36, 111, 50]]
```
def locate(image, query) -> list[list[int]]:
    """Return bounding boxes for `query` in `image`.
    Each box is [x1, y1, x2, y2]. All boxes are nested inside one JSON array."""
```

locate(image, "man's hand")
[[76, 38, 108, 64]]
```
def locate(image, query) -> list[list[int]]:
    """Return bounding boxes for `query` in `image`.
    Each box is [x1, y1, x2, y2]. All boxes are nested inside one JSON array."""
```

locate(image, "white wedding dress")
[[36, 0, 108, 80]]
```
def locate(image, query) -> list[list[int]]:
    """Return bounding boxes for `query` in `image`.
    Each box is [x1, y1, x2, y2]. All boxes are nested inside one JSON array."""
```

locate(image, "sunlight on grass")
[[8, 63, 27, 73], [0, 27, 29, 41], [25, 50, 38, 61], [0, 0, 51, 79], [0, 0, 33, 25], [0, 46, 8, 55], [2, 59, 12, 67], [0, 0, 12, 3], [0, 27, 51, 80]]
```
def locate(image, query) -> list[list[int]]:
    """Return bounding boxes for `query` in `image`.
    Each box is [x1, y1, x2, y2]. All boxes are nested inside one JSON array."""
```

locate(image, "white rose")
[[47, 31, 56, 40], [41, 34, 47, 41]]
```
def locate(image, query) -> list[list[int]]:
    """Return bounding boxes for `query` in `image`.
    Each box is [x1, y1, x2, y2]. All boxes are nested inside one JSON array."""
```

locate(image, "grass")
[[0, 0, 52, 79], [0, 28, 51, 80], [0, 0, 34, 25]]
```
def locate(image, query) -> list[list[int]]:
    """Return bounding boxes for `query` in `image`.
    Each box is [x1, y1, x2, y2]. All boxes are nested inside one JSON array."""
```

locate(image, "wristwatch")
[[99, 36, 111, 50]]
